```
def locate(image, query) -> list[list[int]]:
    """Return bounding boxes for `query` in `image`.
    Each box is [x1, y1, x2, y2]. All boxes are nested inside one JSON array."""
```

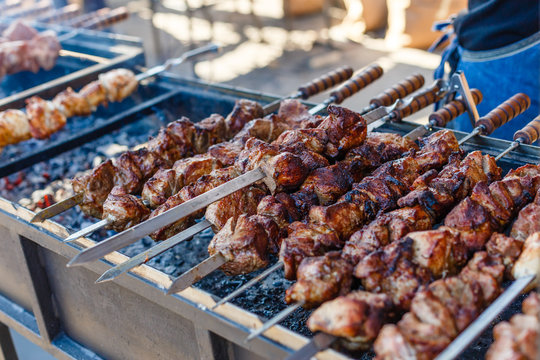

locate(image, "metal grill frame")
[[0, 74, 538, 360]]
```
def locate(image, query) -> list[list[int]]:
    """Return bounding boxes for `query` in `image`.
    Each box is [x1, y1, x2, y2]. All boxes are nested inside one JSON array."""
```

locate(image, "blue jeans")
[[446, 32, 540, 143]]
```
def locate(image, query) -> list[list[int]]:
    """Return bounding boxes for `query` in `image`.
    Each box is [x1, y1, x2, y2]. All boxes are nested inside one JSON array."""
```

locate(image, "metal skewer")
[[495, 115, 540, 161], [31, 65, 355, 224], [94, 73, 427, 284], [245, 302, 304, 342]]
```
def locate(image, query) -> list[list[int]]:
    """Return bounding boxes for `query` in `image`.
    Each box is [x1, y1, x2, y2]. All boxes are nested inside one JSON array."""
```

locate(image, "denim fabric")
[[447, 31, 540, 143]]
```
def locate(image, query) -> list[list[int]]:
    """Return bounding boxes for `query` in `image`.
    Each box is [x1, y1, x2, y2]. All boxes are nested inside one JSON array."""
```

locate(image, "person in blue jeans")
[[434, 0, 539, 143]]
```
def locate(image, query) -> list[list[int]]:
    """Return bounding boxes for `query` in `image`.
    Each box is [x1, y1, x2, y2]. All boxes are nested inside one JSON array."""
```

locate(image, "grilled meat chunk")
[[208, 214, 279, 275], [510, 190, 540, 241], [0, 109, 30, 147], [25, 96, 67, 139], [72, 160, 116, 219], [285, 251, 353, 308], [102, 186, 150, 232], [308, 291, 393, 348], [512, 232, 540, 292], [52, 87, 92, 118], [224, 99, 264, 138], [205, 185, 267, 231], [280, 222, 342, 279], [79, 80, 108, 109], [98, 68, 138, 102], [193, 114, 227, 154]]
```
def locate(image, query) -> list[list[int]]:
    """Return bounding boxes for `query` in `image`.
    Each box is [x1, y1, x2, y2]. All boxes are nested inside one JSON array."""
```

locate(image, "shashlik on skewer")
[[304, 165, 540, 357], [485, 291, 539, 360], [1, 43, 219, 150], [169, 127, 460, 298], [96, 76, 435, 284], [69, 66, 436, 266], [207, 88, 485, 307], [62, 66, 385, 241], [0, 20, 60, 79], [32, 66, 363, 223], [0, 8, 130, 81], [373, 229, 540, 360], [240, 94, 531, 341], [98, 77, 446, 288]]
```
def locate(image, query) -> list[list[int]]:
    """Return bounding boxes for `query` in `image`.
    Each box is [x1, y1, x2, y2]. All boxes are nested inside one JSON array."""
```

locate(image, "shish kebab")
[[211, 88, 485, 309], [164, 76, 495, 296], [0, 42, 219, 151], [59, 65, 385, 241], [0, 8, 130, 81], [287, 120, 540, 360], [436, 167, 540, 360], [207, 92, 528, 342], [372, 222, 540, 359], [94, 74, 429, 283], [31, 65, 359, 224], [66, 68, 436, 267]]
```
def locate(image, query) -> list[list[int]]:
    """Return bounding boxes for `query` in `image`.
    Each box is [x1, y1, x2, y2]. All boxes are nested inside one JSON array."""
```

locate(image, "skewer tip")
[[95, 271, 115, 283], [30, 214, 44, 223], [63, 234, 81, 243]]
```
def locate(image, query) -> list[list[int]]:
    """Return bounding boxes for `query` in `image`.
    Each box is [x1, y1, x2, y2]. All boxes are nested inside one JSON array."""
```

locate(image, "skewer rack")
[[0, 71, 538, 359]]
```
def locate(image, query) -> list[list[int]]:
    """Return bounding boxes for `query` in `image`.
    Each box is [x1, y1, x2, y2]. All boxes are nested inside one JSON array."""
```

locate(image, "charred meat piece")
[[299, 164, 353, 206], [280, 222, 342, 279], [354, 238, 433, 310], [510, 189, 540, 241], [102, 186, 150, 232], [205, 185, 267, 231], [224, 99, 264, 138], [343, 205, 433, 264], [208, 214, 279, 275], [308, 291, 393, 348], [285, 251, 353, 308], [193, 114, 227, 154], [512, 232, 540, 292], [72, 160, 116, 218], [79, 80, 108, 109]]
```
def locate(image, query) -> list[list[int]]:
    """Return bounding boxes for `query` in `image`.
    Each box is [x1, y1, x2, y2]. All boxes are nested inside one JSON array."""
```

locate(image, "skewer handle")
[[82, 7, 129, 30], [330, 64, 383, 104], [369, 73, 425, 107], [64, 8, 110, 28], [475, 93, 531, 135], [513, 115, 540, 144], [297, 66, 354, 99], [36, 4, 81, 24], [429, 88, 483, 127], [392, 81, 442, 121]]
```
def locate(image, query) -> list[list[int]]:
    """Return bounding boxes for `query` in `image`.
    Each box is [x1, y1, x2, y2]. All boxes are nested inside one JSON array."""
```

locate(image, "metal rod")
[[495, 140, 521, 162], [31, 193, 83, 223], [458, 126, 482, 145], [64, 219, 109, 243], [245, 302, 304, 342], [284, 333, 337, 360], [212, 262, 284, 309], [166, 253, 228, 294], [435, 275, 535, 360], [95, 220, 212, 283]]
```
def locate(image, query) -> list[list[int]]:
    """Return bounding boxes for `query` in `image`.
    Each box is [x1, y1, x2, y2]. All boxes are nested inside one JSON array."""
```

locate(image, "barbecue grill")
[[0, 71, 538, 360], [0, 23, 143, 110]]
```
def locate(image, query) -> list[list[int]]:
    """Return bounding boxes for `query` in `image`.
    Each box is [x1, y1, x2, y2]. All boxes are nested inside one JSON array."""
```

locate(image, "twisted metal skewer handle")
[[429, 88, 483, 127], [391, 81, 443, 121], [330, 64, 384, 104], [475, 93, 531, 135], [83, 7, 129, 30], [514, 115, 540, 144], [297, 66, 354, 99], [369, 73, 425, 107]]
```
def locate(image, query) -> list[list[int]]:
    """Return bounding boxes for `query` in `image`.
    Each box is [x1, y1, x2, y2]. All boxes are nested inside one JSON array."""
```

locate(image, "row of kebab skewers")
[[29, 63, 540, 359], [0, 6, 130, 80]]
